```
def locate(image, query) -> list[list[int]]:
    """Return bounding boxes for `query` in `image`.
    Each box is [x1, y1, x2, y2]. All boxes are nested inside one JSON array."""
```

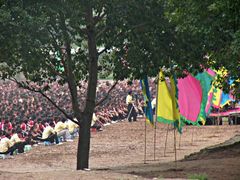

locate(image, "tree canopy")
[[167, 0, 240, 97]]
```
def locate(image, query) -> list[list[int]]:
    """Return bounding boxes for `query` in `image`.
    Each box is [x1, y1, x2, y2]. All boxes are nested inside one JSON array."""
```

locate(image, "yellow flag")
[[156, 71, 180, 123]]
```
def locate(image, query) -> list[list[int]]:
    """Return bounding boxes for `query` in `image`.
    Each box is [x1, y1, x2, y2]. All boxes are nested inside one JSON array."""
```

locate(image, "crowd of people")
[[0, 79, 156, 159]]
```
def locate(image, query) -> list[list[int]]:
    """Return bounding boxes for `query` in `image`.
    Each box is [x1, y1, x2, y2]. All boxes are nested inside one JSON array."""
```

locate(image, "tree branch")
[[45, 60, 66, 80], [96, 26, 107, 40], [95, 80, 118, 107], [9, 78, 80, 125], [47, 26, 61, 52], [97, 22, 149, 56], [94, 11, 106, 25]]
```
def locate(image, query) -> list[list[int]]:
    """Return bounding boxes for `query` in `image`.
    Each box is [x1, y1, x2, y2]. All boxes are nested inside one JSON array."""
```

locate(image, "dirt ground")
[[0, 118, 240, 180]]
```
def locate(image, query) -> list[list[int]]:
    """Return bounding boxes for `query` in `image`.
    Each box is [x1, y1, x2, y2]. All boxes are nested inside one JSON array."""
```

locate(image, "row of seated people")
[[0, 118, 79, 159], [0, 104, 144, 159]]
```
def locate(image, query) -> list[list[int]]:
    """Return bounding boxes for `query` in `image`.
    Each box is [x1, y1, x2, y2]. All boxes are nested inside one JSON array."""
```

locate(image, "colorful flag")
[[212, 87, 222, 108], [220, 92, 234, 108], [140, 76, 154, 126], [195, 71, 215, 124], [211, 67, 228, 108], [156, 71, 180, 127], [220, 79, 235, 108], [178, 74, 202, 125]]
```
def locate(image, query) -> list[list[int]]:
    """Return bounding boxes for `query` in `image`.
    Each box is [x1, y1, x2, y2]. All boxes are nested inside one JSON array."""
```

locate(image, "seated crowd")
[[0, 79, 153, 159]]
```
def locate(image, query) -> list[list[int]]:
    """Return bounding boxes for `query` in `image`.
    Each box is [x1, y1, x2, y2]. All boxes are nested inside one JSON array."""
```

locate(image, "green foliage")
[[0, 0, 239, 94], [167, 0, 240, 99], [188, 173, 208, 180], [0, 0, 212, 83]]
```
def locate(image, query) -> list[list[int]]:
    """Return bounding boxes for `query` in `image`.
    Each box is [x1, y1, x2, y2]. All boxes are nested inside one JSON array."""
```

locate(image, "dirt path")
[[0, 118, 240, 180]]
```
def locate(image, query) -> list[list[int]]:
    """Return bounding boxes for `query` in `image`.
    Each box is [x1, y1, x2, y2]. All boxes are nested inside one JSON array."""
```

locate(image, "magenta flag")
[[205, 92, 213, 114], [178, 74, 202, 123]]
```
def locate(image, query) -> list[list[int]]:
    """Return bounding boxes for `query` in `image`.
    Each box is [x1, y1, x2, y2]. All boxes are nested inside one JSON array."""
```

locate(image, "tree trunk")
[[77, 113, 91, 170], [76, 5, 98, 170]]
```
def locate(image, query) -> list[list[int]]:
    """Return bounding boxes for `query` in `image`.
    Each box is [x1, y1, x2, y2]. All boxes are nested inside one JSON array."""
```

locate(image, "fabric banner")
[[178, 74, 202, 125], [140, 76, 154, 126], [220, 92, 234, 108], [195, 71, 215, 124], [212, 88, 222, 108], [157, 71, 180, 125], [206, 86, 214, 115], [205, 69, 216, 114]]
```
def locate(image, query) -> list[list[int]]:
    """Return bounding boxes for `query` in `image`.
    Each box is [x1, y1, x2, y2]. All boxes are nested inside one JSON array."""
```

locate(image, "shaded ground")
[[0, 118, 240, 180]]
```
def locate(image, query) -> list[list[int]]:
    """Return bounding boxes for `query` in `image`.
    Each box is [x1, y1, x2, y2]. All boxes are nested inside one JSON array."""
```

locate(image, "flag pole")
[[154, 78, 159, 161], [144, 114, 147, 164], [153, 115, 157, 161], [174, 127, 177, 170], [174, 127, 177, 161], [191, 126, 194, 145], [178, 134, 181, 150], [164, 124, 169, 157]]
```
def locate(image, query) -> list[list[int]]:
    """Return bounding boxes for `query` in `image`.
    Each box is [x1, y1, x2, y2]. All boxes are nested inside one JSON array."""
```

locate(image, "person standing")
[[126, 90, 137, 122], [151, 97, 156, 115]]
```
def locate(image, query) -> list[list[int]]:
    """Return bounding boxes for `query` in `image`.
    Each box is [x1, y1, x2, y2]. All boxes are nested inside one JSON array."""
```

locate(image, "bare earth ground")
[[0, 118, 240, 180]]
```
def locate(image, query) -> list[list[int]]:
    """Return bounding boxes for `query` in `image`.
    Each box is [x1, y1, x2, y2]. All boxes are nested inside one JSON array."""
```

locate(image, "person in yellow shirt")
[[66, 118, 79, 138], [41, 122, 59, 144], [54, 118, 72, 142], [10, 129, 26, 153], [42, 124, 55, 139], [10, 130, 22, 144], [91, 113, 98, 127], [0, 131, 21, 156], [0, 132, 12, 154], [91, 113, 103, 131], [126, 90, 137, 122]]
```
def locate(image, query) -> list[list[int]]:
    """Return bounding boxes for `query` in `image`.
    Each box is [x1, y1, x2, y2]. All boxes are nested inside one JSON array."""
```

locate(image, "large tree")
[[1, 0, 230, 170]]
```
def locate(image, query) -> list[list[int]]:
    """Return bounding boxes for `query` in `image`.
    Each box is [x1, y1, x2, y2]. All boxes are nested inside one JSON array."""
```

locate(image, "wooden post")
[[144, 117, 147, 164], [153, 118, 157, 160], [191, 127, 194, 145], [164, 124, 169, 157], [217, 108, 220, 125], [178, 133, 182, 150], [154, 78, 159, 161], [174, 127, 177, 162], [174, 127, 177, 171]]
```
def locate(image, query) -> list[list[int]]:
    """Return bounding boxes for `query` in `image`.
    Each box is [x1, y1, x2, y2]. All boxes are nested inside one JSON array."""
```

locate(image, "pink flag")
[[178, 75, 202, 123]]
